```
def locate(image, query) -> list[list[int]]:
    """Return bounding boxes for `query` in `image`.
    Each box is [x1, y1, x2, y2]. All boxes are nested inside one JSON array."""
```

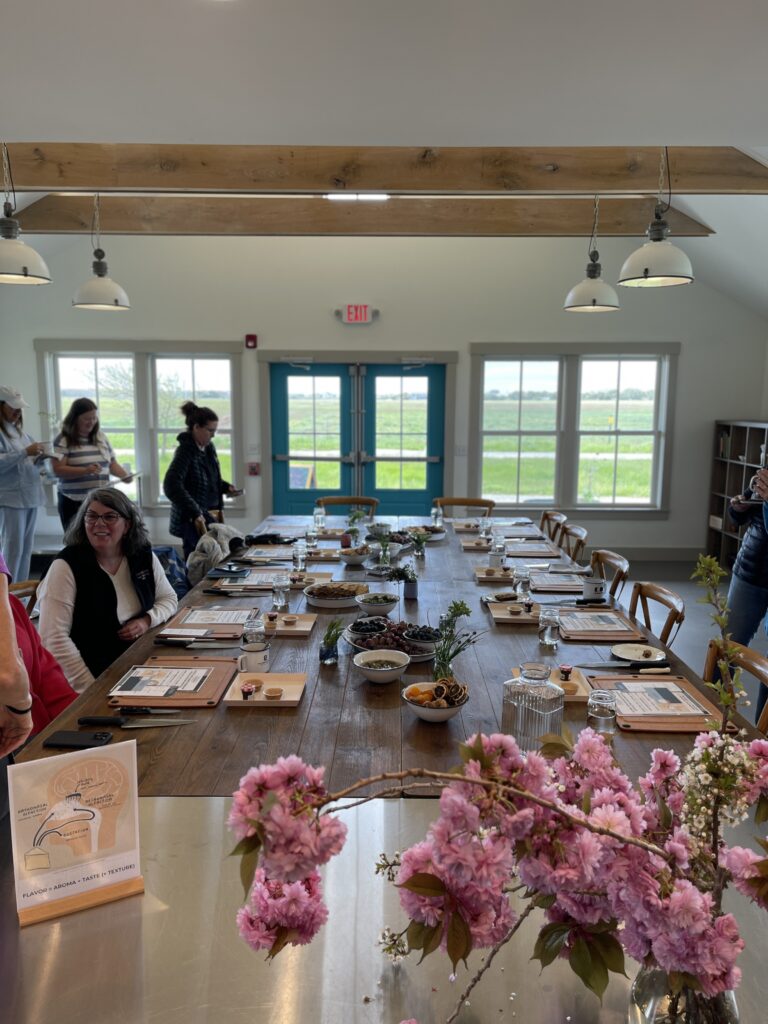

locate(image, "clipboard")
[[107, 655, 237, 708], [585, 674, 722, 732], [159, 608, 246, 640], [557, 608, 645, 642]]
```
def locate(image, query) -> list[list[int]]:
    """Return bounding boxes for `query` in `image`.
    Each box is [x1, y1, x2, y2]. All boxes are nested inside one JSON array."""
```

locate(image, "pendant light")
[[0, 143, 52, 284], [563, 195, 620, 312], [72, 194, 130, 310], [618, 147, 694, 288]]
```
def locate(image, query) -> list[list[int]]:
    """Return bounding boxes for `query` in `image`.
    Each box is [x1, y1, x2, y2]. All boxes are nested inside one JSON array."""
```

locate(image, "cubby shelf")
[[708, 420, 768, 570]]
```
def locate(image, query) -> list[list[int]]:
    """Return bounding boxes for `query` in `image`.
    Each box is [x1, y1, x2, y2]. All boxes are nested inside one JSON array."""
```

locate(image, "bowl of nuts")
[[339, 544, 372, 566], [353, 648, 411, 683], [402, 680, 469, 722], [355, 592, 399, 616]]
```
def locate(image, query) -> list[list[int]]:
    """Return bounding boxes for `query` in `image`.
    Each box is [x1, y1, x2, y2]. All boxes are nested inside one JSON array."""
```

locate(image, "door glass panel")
[[373, 376, 428, 490], [287, 376, 342, 490], [376, 461, 427, 490]]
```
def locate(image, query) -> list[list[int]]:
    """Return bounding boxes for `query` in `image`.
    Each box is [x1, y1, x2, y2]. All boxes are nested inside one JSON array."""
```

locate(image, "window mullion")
[[559, 355, 579, 506]]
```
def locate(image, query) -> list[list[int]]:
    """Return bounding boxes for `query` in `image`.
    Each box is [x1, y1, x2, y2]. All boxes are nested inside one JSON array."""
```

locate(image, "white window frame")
[[469, 342, 679, 517], [34, 339, 244, 516]]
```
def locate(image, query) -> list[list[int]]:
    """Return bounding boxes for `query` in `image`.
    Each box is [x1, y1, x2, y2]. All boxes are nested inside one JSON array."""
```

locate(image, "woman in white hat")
[[0, 386, 48, 582]]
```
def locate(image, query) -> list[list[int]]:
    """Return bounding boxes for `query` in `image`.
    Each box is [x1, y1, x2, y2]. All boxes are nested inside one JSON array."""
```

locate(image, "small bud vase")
[[319, 642, 339, 666], [403, 580, 418, 600], [628, 965, 739, 1024]]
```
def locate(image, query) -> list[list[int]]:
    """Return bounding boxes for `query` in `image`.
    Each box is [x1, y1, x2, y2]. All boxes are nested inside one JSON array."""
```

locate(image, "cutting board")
[[487, 601, 540, 624], [263, 613, 317, 638], [224, 672, 307, 707]]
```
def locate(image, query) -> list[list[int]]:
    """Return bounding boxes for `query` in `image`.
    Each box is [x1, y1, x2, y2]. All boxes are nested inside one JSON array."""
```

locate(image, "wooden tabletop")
[[18, 515, 745, 795]]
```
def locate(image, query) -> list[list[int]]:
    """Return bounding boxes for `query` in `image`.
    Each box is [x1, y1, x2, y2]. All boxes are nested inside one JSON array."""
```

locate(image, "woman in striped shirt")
[[52, 398, 132, 529]]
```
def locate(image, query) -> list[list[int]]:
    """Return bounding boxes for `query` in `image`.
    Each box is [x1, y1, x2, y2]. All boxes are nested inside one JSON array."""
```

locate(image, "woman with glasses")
[[52, 397, 132, 530], [37, 489, 178, 692], [163, 401, 238, 559]]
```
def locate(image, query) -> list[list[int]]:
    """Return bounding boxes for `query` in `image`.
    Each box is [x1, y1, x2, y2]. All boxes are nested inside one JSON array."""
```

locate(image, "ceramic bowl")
[[353, 648, 411, 683], [402, 683, 467, 722], [355, 592, 399, 616], [339, 548, 371, 565], [303, 584, 368, 608]]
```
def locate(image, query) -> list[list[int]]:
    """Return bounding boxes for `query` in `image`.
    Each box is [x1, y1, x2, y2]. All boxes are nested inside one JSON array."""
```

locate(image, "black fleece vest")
[[56, 544, 156, 679]]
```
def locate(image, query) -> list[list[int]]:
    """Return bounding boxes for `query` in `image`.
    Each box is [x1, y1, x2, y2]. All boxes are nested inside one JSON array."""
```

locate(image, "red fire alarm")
[[245, 334, 258, 349]]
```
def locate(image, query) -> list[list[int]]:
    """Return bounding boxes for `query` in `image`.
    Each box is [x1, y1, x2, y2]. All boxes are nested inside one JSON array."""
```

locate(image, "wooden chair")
[[590, 549, 630, 599], [628, 581, 686, 646], [559, 523, 588, 561], [434, 497, 495, 517], [315, 496, 379, 514], [9, 579, 40, 618], [539, 509, 567, 543], [703, 638, 768, 733]]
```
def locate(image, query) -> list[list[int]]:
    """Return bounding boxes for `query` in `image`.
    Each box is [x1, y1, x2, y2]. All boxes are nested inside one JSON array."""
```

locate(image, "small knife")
[[117, 706, 182, 715], [576, 660, 672, 673], [78, 716, 195, 728]]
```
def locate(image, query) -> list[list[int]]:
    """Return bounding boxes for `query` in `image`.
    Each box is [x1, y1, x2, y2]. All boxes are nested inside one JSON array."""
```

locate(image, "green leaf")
[[229, 833, 262, 859], [532, 893, 556, 910], [532, 922, 571, 968], [458, 733, 492, 770], [417, 922, 444, 964], [397, 872, 446, 897], [569, 936, 608, 1001], [446, 911, 473, 970], [655, 791, 673, 831], [755, 794, 768, 826], [590, 933, 627, 976], [581, 789, 592, 814], [239, 844, 262, 902], [268, 926, 300, 958]]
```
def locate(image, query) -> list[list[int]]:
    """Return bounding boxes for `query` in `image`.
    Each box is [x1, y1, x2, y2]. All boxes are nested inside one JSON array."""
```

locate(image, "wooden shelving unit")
[[708, 420, 768, 569]]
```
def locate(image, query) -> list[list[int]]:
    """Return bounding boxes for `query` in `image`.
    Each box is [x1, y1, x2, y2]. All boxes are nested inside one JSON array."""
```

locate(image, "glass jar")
[[313, 507, 326, 530], [271, 574, 290, 611], [514, 566, 531, 600], [537, 606, 560, 650], [502, 662, 564, 752], [586, 689, 617, 737], [242, 613, 266, 645], [293, 540, 307, 572]]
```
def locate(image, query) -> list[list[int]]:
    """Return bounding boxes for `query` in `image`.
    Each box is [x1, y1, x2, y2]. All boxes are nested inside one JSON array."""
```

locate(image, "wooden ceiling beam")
[[6, 144, 768, 195], [17, 194, 711, 237]]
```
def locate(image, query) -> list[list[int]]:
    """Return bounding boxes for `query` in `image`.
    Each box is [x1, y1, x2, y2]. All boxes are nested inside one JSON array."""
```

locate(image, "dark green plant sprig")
[[322, 617, 346, 646], [386, 562, 417, 583]]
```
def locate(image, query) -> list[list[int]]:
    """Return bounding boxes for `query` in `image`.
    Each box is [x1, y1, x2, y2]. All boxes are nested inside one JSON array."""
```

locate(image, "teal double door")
[[270, 362, 445, 515]]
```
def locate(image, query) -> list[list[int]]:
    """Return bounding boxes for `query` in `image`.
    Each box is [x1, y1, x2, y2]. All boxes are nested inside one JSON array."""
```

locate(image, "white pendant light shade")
[[564, 250, 620, 312], [0, 205, 51, 284], [72, 248, 130, 311], [618, 207, 694, 288]]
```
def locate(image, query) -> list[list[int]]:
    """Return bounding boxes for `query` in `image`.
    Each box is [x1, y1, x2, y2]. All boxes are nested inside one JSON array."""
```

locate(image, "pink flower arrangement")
[[237, 868, 329, 957]]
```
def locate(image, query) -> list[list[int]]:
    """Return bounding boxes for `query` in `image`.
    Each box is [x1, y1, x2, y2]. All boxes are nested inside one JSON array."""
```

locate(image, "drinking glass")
[[293, 540, 307, 571], [242, 613, 266, 645], [514, 567, 531, 600], [537, 607, 560, 650], [313, 508, 326, 530], [587, 689, 617, 737], [305, 529, 318, 550], [271, 574, 290, 611]]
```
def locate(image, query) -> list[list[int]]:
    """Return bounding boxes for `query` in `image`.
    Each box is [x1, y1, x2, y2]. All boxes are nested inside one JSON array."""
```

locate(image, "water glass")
[[305, 529, 318, 550], [587, 689, 617, 737], [502, 662, 564, 752], [538, 607, 560, 650], [242, 614, 266, 645], [514, 567, 531, 600], [293, 540, 307, 571], [271, 574, 291, 611], [480, 519, 494, 539], [313, 507, 326, 530], [430, 504, 440, 525]]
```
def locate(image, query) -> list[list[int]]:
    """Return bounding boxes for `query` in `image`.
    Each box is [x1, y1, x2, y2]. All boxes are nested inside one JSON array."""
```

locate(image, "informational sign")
[[335, 304, 378, 324], [8, 741, 143, 925]]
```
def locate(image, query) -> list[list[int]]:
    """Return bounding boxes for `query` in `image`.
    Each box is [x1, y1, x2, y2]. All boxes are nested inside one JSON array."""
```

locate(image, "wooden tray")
[[306, 549, 341, 561], [158, 606, 250, 640], [224, 672, 307, 707], [474, 567, 519, 583], [108, 655, 237, 707], [487, 601, 540, 624], [585, 674, 722, 731], [216, 571, 332, 591], [508, 666, 591, 703], [263, 613, 317, 637], [462, 537, 492, 551], [316, 527, 348, 540], [234, 545, 295, 562], [504, 540, 561, 559], [557, 608, 644, 642]]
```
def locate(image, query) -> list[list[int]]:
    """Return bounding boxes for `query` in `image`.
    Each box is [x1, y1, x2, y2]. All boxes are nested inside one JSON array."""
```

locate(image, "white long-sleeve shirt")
[[38, 554, 178, 692]]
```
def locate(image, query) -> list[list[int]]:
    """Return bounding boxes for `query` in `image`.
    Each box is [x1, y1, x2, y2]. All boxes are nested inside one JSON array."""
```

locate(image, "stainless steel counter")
[[1, 797, 765, 1024]]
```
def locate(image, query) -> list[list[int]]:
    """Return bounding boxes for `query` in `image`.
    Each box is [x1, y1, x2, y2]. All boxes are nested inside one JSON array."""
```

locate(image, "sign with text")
[[8, 740, 143, 925], [337, 303, 376, 324]]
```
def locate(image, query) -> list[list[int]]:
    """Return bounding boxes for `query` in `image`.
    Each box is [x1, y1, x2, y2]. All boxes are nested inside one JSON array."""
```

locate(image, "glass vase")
[[319, 642, 339, 666], [628, 965, 739, 1024], [403, 580, 418, 600]]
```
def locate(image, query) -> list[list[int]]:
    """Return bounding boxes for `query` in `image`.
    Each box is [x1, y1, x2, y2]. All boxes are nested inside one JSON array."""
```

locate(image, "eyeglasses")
[[84, 512, 125, 525]]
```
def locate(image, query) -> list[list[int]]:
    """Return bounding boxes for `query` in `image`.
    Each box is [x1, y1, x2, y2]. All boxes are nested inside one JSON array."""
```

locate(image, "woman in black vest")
[[38, 489, 178, 692]]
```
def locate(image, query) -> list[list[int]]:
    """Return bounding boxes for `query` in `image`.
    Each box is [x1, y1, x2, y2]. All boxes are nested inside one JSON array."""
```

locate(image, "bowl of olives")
[[353, 648, 411, 683]]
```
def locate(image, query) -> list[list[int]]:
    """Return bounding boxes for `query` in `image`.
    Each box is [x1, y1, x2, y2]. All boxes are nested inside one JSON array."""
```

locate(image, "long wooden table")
[[18, 516, 746, 795]]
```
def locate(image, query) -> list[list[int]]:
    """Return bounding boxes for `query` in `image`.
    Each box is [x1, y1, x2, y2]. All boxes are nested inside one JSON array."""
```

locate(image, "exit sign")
[[336, 303, 378, 324]]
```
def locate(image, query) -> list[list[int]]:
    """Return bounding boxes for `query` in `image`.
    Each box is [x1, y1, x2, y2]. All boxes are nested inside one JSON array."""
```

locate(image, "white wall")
[[1, 233, 766, 556]]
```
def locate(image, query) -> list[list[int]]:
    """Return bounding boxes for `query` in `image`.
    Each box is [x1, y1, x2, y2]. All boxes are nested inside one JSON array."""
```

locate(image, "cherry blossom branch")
[[322, 768, 668, 859], [444, 901, 536, 1024]]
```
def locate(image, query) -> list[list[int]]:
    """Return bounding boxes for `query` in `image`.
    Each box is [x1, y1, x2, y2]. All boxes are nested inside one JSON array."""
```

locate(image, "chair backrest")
[[703, 638, 768, 733], [8, 579, 40, 618], [559, 523, 588, 561], [590, 549, 630, 599], [434, 497, 495, 517], [315, 496, 379, 513], [628, 581, 686, 646], [539, 509, 568, 542]]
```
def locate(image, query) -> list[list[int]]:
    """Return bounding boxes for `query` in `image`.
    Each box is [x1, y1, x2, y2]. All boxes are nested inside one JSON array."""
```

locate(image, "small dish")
[[263, 686, 283, 700], [402, 682, 468, 722], [355, 592, 399, 615], [507, 604, 523, 615], [611, 642, 666, 662], [281, 614, 298, 625]]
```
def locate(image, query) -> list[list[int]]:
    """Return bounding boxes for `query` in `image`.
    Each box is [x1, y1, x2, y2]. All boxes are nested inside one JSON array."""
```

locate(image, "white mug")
[[238, 642, 270, 672], [582, 578, 606, 600]]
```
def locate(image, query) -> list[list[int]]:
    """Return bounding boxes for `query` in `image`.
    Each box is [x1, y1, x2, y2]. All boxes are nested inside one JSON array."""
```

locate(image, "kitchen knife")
[[576, 660, 672, 673], [78, 716, 195, 728]]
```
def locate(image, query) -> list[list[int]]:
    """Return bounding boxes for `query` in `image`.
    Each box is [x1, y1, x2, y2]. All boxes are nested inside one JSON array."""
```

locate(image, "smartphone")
[[228, 488, 244, 497], [43, 730, 114, 750]]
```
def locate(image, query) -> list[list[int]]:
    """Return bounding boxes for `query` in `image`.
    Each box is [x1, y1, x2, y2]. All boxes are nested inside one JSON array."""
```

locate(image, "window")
[[472, 344, 677, 511], [37, 341, 242, 510], [287, 374, 342, 489], [374, 375, 429, 490]]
